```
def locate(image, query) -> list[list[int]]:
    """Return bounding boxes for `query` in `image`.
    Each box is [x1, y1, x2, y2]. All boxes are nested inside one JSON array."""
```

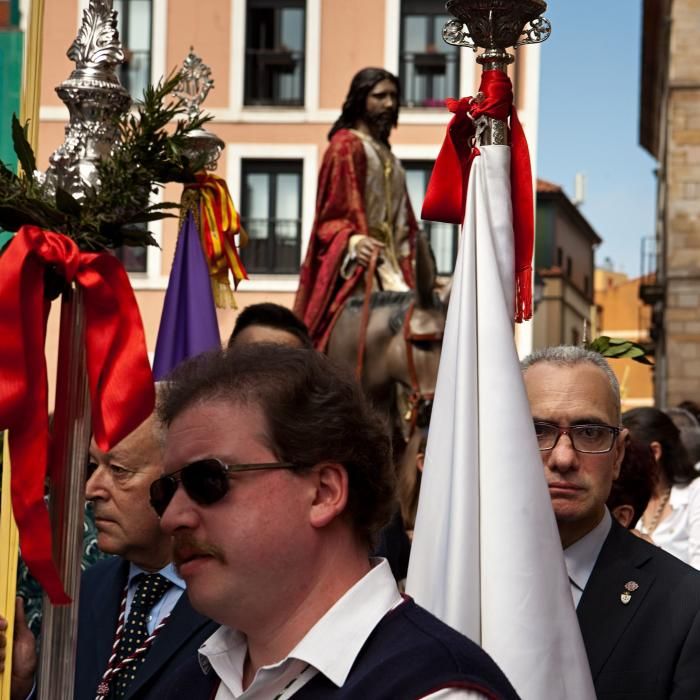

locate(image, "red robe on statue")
[[294, 129, 418, 349]]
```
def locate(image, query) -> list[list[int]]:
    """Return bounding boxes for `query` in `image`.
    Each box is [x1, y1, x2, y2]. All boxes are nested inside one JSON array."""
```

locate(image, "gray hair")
[[521, 345, 621, 422]]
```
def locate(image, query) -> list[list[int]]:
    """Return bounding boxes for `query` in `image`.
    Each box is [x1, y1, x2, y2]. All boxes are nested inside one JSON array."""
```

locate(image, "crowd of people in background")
[[1, 304, 700, 699], [3, 62, 700, 700]]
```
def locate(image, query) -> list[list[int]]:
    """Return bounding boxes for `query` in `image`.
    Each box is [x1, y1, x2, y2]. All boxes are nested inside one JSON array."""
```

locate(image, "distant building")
[[594, 269, 654, 410], [639, 0, 700, 407], [533, 178, 600, 349], [30, 0, 543, 398]]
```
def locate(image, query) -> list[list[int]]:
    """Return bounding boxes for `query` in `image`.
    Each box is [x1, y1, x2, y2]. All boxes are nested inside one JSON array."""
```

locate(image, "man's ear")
[[650, 440, 663, 463], [611, 504, 636, 529], [309, 462, 349, 529]]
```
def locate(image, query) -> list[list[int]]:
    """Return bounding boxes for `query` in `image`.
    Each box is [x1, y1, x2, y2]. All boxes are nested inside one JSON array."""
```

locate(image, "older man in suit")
[[1, 406, 217, 700], [522, 345, 700, 699]]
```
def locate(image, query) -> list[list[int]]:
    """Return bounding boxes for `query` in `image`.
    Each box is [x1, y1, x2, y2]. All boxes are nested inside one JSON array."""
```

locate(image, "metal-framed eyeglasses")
[[534, 422, 620, 454], [149, 457, 295, 517]]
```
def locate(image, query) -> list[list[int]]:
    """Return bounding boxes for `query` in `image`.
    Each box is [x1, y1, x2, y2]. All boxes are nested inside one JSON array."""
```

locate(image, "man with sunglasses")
[[522, 346, 700, 700], [154, 344, 518, 699]]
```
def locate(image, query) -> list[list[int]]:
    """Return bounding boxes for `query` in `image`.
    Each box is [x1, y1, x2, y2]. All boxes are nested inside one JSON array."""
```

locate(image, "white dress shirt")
[[636, 479, 700, 569], [126, 562, 186, 633], [563, 508, 612, 608], [199, 560, 486, 699]]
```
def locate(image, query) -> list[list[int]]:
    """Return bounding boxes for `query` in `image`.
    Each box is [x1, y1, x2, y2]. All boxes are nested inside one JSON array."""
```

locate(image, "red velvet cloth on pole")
[[421, 70, 534, 322], [0, 226, 155, 603]]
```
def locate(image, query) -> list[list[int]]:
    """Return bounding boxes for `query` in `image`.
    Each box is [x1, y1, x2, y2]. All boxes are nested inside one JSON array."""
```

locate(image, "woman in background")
[[622, 406, 700, 568]]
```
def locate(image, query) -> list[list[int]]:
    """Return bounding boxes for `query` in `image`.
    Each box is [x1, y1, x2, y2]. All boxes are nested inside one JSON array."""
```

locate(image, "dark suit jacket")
[[577, 520, 700, 699], [71, 557, 218, 700]]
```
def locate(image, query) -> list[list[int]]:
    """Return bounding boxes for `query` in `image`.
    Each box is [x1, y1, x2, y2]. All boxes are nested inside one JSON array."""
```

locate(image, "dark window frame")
[[244, 0, 306, 107], [240, 158, 303, 274], [399, 0, 460, 108], [114, 236, 149, 274], [404, 159, 459, 275], [114, 0, 153, 98]]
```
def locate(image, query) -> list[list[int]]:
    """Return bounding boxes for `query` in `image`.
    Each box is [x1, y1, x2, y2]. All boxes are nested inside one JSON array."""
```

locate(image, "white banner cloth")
[[406, 145, 595, 700]]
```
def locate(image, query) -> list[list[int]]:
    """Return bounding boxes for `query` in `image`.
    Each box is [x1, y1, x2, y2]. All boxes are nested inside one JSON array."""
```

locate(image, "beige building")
[[640, 0, 700, 407], [30, 0, 542, 391], [594, 269, 654, 411]]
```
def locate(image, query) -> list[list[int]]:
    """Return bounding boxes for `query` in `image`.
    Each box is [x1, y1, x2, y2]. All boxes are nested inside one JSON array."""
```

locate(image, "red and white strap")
[[94, 585, 171, 699]]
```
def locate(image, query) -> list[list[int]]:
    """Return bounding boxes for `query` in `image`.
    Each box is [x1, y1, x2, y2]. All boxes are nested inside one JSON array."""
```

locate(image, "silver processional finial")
[[43, 0, 131, 197], [175, 48, 225, 171]]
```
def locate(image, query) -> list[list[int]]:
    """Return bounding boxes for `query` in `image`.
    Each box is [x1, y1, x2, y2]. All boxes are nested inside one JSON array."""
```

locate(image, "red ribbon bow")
[[421, 70, 534, 322], [0, 226, 155, 603]]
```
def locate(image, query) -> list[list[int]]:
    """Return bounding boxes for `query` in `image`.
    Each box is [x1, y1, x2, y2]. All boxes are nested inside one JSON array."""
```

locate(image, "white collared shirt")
[[563, 509, 612, 608], [126, 562, 186, 633], [200, 560, 486, 699], [636, 479, 700, 569]]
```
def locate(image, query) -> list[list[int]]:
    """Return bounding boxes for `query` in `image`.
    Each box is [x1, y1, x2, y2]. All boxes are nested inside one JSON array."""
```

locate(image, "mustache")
[[173, 532, 225, 568]]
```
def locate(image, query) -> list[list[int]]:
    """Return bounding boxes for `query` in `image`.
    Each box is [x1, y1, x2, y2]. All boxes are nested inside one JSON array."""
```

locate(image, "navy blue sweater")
[[161, 598, 519, 699]]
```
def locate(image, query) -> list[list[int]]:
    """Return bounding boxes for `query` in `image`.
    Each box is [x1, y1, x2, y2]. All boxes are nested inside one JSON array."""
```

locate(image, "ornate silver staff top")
[[174, 49, 225, 171], [442, 0, 551, 145], [43, 0, 131, 197]]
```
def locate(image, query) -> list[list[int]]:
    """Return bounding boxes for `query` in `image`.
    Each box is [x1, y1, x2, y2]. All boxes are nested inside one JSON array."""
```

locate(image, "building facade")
[[594, 269, 654, 411], [640, 0, 700, 407], [532, 178, 600, 349], [22, 0, 542, 395]]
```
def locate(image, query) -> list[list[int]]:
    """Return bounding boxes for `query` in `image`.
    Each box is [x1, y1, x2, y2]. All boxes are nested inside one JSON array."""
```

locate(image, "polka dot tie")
[[111, 573, 171, 699]]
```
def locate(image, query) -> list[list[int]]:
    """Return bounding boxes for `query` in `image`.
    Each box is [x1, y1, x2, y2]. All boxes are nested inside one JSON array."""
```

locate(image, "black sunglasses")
[[149, 458, 295, 517]]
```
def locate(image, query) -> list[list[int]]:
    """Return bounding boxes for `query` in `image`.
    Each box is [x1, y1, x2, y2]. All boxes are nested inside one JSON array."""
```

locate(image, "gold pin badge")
[[621, 592, 631, 604]]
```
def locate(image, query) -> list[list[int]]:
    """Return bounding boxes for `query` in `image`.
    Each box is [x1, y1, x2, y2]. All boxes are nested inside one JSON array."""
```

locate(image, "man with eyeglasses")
[[1, 408, 217, 700], [522, 345, 700, 700], [154, 344, 518, 699]]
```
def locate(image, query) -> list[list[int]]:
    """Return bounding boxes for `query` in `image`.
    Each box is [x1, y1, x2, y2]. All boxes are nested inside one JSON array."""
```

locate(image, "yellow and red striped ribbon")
[[188, 172, 248, 308]]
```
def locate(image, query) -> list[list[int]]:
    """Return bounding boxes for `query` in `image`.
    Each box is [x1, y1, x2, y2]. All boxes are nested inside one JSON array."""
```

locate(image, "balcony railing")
[[241, 217, 301, 273], [423, 221, 458, 275], [400, 51, 459, 108], [639, 235, 663, 305], [244, 49, 305, 106]]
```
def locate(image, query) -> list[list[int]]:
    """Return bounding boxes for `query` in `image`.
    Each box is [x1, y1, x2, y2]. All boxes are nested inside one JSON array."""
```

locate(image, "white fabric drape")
[[406, 145, 595, 700]]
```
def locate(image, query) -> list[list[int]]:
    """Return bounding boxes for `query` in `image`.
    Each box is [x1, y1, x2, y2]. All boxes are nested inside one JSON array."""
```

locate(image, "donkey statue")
[[326, 235, 448, 447]]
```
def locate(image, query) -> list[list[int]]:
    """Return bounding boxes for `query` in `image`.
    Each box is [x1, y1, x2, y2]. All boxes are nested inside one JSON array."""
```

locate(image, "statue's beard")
[[365, 110, 396, 145]]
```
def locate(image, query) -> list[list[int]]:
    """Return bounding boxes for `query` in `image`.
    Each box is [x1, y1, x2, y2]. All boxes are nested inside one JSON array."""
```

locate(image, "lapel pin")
[[620, 580, 639, 605]]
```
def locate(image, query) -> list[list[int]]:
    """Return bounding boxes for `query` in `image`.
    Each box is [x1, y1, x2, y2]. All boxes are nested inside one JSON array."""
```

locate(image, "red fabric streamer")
[[421, 70, 534, 322], [0, 226, 155, 603]]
